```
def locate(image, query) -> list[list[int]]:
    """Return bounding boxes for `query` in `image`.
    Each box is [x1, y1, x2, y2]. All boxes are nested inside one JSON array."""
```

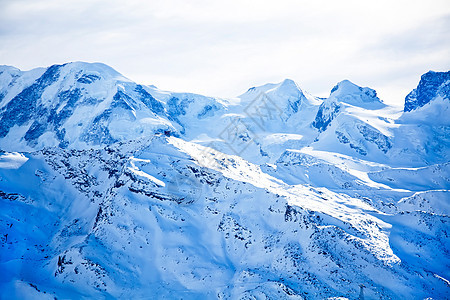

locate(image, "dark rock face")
[[357, 124, 392, 153], [404, 71, 450, 112], [112, 91, 135, 110], [197, 104, 219, 119], [134, 85, 165, 115], [312, 101, 340, 132], [81, 109, 118, 145], [335, 130, 367, 156], [77, 74, 100, 84], [0, 64, 62, 138]]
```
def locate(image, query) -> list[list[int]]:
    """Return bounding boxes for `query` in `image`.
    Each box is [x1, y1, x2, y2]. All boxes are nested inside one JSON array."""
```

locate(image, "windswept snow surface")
[[0, 63, 449, 299]]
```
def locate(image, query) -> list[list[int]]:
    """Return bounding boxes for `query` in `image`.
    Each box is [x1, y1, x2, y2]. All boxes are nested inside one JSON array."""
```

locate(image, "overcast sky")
[[1, 0, 449, 105]]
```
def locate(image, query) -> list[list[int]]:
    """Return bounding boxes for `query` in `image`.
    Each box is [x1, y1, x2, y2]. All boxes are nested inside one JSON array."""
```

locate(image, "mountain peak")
[[243, 78, 302, 97], [0, 65, 21, 73], [269, 78, 306, 99], [279, 78, 298, 88], [0, 62, 169, 150], [330, 79, 361, 94], [404, 70, 450, 112], [58, 61, 130, 82], [328, 79, 384, 109]]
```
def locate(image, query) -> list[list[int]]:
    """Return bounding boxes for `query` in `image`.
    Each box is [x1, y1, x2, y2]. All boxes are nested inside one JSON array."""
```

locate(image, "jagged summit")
[[404, 70, 450, 112]]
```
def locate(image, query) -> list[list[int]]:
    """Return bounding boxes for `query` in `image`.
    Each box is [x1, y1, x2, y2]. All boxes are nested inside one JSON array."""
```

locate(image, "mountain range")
[[0, 62, 449, 299]]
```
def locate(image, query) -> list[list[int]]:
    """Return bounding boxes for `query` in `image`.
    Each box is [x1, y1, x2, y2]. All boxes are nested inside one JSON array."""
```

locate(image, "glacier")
[[0, 62, 449, 299]]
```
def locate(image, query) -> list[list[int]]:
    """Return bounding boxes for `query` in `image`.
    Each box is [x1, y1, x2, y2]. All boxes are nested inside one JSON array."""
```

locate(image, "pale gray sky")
[[1, 0, 449, 105]]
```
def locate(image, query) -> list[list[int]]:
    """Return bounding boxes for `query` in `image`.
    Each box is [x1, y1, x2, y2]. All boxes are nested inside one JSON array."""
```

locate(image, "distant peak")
[[273, 78, 303, 94], [330, 80, 363, 95], [279, 78, 297, 87], [328, 80, 384, 109], [0, 65, 21, 73], [244, 79, 302, 95]]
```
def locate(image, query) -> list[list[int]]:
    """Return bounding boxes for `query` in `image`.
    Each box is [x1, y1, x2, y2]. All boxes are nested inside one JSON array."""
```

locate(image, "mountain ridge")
[[0, 62, 449, 299]]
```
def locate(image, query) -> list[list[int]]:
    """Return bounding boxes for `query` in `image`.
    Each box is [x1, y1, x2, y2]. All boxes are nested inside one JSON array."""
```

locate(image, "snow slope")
[[1, 136, 448, 299]]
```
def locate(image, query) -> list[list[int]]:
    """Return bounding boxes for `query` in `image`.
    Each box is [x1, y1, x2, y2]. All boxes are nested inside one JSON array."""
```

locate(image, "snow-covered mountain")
[[0, 63, 174, 151], [311, 80, 393, 161], [1, 62, 449, 299]]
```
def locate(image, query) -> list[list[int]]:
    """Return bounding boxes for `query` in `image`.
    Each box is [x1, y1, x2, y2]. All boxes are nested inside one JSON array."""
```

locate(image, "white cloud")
[[0, 0, 449, 105]]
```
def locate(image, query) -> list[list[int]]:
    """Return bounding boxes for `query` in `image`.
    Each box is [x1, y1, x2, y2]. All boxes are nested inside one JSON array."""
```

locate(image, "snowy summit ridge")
[[0, 62, 449, 299], [329, 79, 385, 109]]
